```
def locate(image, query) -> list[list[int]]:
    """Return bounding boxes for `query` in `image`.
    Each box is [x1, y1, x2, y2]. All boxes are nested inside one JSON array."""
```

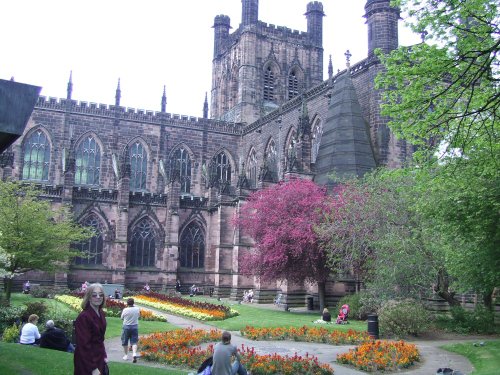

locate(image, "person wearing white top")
[[120, 298, 140, 363], [20, 314, 41, 345]]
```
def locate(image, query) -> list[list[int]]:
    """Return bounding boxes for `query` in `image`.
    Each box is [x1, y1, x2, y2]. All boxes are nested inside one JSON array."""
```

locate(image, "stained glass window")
[[130, 142, 147, 190], [75, 136, 101, 185], [22, 129, 50, 181], [180, 222, 205, 268], [74, 215, 103, 265]]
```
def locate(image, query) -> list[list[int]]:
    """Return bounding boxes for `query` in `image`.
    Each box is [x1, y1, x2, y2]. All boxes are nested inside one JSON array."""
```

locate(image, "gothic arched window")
[[211, 151, 231, 185], [266, 140, 278, 181], [247, 149, 257, 188], [263, 66, 275, 102], [180, 222, 205, 269], [312, 119, 323, 163], [288, 70, 300, 100], [74, 215, 104, 265], [129, 141, 147, 190], [170, 147, 191, 193], [22, 129, 50, 181], [129, 218, 157, 267], [75, 136, 101, 186]]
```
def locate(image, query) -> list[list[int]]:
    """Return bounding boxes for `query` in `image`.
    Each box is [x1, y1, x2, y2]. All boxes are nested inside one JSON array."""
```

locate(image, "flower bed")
[[336, 340, 420, 371], [133, 292, 238, 321], [241, 325, 371, 345], [140, 328, 334, 375], [55, 295, 167, 321]]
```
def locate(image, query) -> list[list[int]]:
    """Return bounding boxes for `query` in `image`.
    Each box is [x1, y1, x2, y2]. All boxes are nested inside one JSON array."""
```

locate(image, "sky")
[[1, 0, 420, 118]]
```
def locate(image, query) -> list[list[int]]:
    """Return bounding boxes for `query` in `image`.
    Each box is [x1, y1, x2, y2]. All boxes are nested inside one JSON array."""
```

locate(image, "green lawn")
[[0, 342, 188, 375], [441, 340, 500, 375], [189, 297, 367, 332]]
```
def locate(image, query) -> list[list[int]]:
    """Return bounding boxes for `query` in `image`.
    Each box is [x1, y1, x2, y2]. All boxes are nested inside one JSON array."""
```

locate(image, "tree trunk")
[[4, 277, 13, 305], [318, 281, 326, 312], [483, 289, 493, 311], [436, 268, 460, 306]]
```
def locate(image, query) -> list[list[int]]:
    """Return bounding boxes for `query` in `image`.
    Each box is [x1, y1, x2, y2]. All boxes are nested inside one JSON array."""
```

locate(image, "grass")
[[187, 296, 367, 332], [441, 340, 500, 375], [0, 342, 188, 375]]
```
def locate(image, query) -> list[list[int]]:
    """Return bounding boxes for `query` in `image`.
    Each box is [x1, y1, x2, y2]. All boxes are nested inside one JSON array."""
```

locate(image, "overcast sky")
[[2, 0, 420, 117]]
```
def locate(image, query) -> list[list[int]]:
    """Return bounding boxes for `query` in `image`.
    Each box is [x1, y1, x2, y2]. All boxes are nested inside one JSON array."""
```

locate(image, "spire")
[[161, 85, 167, 113], [328, 55, 333, 79], [203, 92, 209, 119], [314, 72, 376, 185], [10, 77, 14, 81], [115, 78, 121, 107], [298, 93, 310, 138], [67, 71, 73, 100]]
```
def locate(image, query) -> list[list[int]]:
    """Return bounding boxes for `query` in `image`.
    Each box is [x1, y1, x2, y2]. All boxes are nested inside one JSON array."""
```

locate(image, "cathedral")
[[0, 0, 413, 306]]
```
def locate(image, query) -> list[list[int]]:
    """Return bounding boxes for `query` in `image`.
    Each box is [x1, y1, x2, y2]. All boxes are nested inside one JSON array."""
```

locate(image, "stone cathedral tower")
[[211, 0, 325, 124]]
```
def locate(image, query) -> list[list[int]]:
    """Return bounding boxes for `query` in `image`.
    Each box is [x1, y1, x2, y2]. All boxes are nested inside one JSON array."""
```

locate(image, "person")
[[114, 288, 121, 299], [40, 320, 75, 352], [175, 280, 181, 293], [23, 280, 31, 294], [143, 283, 151, 292], [242, 290, 249, 303], [212, 331, 247, 375], [322, 308, 332, 322], [20, 314, 41, 345], [247, 289, 254, 303], [190, 284, 198, 297], [74, 283, 108, 375], [81, 281, 88, 293], [120, 297, 140, 363]]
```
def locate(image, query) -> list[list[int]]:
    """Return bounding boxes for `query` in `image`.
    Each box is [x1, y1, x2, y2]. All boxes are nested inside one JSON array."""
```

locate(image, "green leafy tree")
[[377, 0, 499, 159], [375, 0, 499, 310], [317, 171, 440, 303], [0, 181, 93, 303]]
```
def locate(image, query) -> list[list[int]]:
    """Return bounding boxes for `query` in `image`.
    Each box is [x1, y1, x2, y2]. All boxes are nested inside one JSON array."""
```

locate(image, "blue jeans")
[[231, 361, 248, 375]]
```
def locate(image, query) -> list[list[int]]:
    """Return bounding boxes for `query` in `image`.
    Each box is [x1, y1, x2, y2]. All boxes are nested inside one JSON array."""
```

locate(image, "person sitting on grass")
[[40, 320, 75, 352], [20, 314, 41, 345], [322, 308, 332, 322]]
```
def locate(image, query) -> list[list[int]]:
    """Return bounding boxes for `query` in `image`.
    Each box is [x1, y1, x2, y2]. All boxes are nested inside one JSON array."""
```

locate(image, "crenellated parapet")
[[129, 191, 167, 206], [35, 96, 244, 135], [72, 186, 118, 202]]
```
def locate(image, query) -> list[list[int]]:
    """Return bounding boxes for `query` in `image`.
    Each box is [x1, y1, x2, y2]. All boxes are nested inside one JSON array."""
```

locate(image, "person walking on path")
[[121, 297, 140, 363], [212, 331, 248, 375], [74, 283, 108, 375]]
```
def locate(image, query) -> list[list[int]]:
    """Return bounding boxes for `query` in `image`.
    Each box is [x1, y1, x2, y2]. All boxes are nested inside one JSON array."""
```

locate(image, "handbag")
[[102, 362, 110, 375]]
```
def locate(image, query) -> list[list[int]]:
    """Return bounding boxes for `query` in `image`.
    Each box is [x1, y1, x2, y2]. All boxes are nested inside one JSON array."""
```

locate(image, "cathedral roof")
[[314, 72, 377, 186]]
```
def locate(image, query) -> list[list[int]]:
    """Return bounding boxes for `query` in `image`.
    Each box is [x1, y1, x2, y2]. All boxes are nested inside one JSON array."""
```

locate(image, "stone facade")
[[1, 0, 413, 306]]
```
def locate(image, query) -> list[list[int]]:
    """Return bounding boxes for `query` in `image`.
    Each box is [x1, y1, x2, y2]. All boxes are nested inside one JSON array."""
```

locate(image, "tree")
[[376, 0, 499, 309], [377, 0, 499, 160], [0, 181, 93, 302], [317, 171, 441, 302], [234, 179, 332, 310]]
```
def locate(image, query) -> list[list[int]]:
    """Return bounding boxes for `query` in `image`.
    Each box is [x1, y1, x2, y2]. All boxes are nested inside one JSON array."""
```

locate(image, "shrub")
[[31, 287, 53, 298], [378, 299, 430, 337], [336, 293, 363, 320], [0, 306, 25, 333], [21, 301, 48, 322], [2, 323, 21, 343], [436, 305, 496, 334]]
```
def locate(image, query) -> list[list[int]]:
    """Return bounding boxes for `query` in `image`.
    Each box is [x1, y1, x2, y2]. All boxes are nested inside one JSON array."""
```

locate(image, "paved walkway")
[[105, 302, 477, 374]]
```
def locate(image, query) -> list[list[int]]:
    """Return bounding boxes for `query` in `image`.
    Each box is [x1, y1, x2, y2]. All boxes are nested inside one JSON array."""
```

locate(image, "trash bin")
[[307, 296, 314, 311], [367, 314, 379, 339]]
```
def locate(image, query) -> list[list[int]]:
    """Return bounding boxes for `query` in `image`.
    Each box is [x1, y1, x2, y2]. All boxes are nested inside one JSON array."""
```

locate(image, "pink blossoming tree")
[[234, 178, 333, 310]]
